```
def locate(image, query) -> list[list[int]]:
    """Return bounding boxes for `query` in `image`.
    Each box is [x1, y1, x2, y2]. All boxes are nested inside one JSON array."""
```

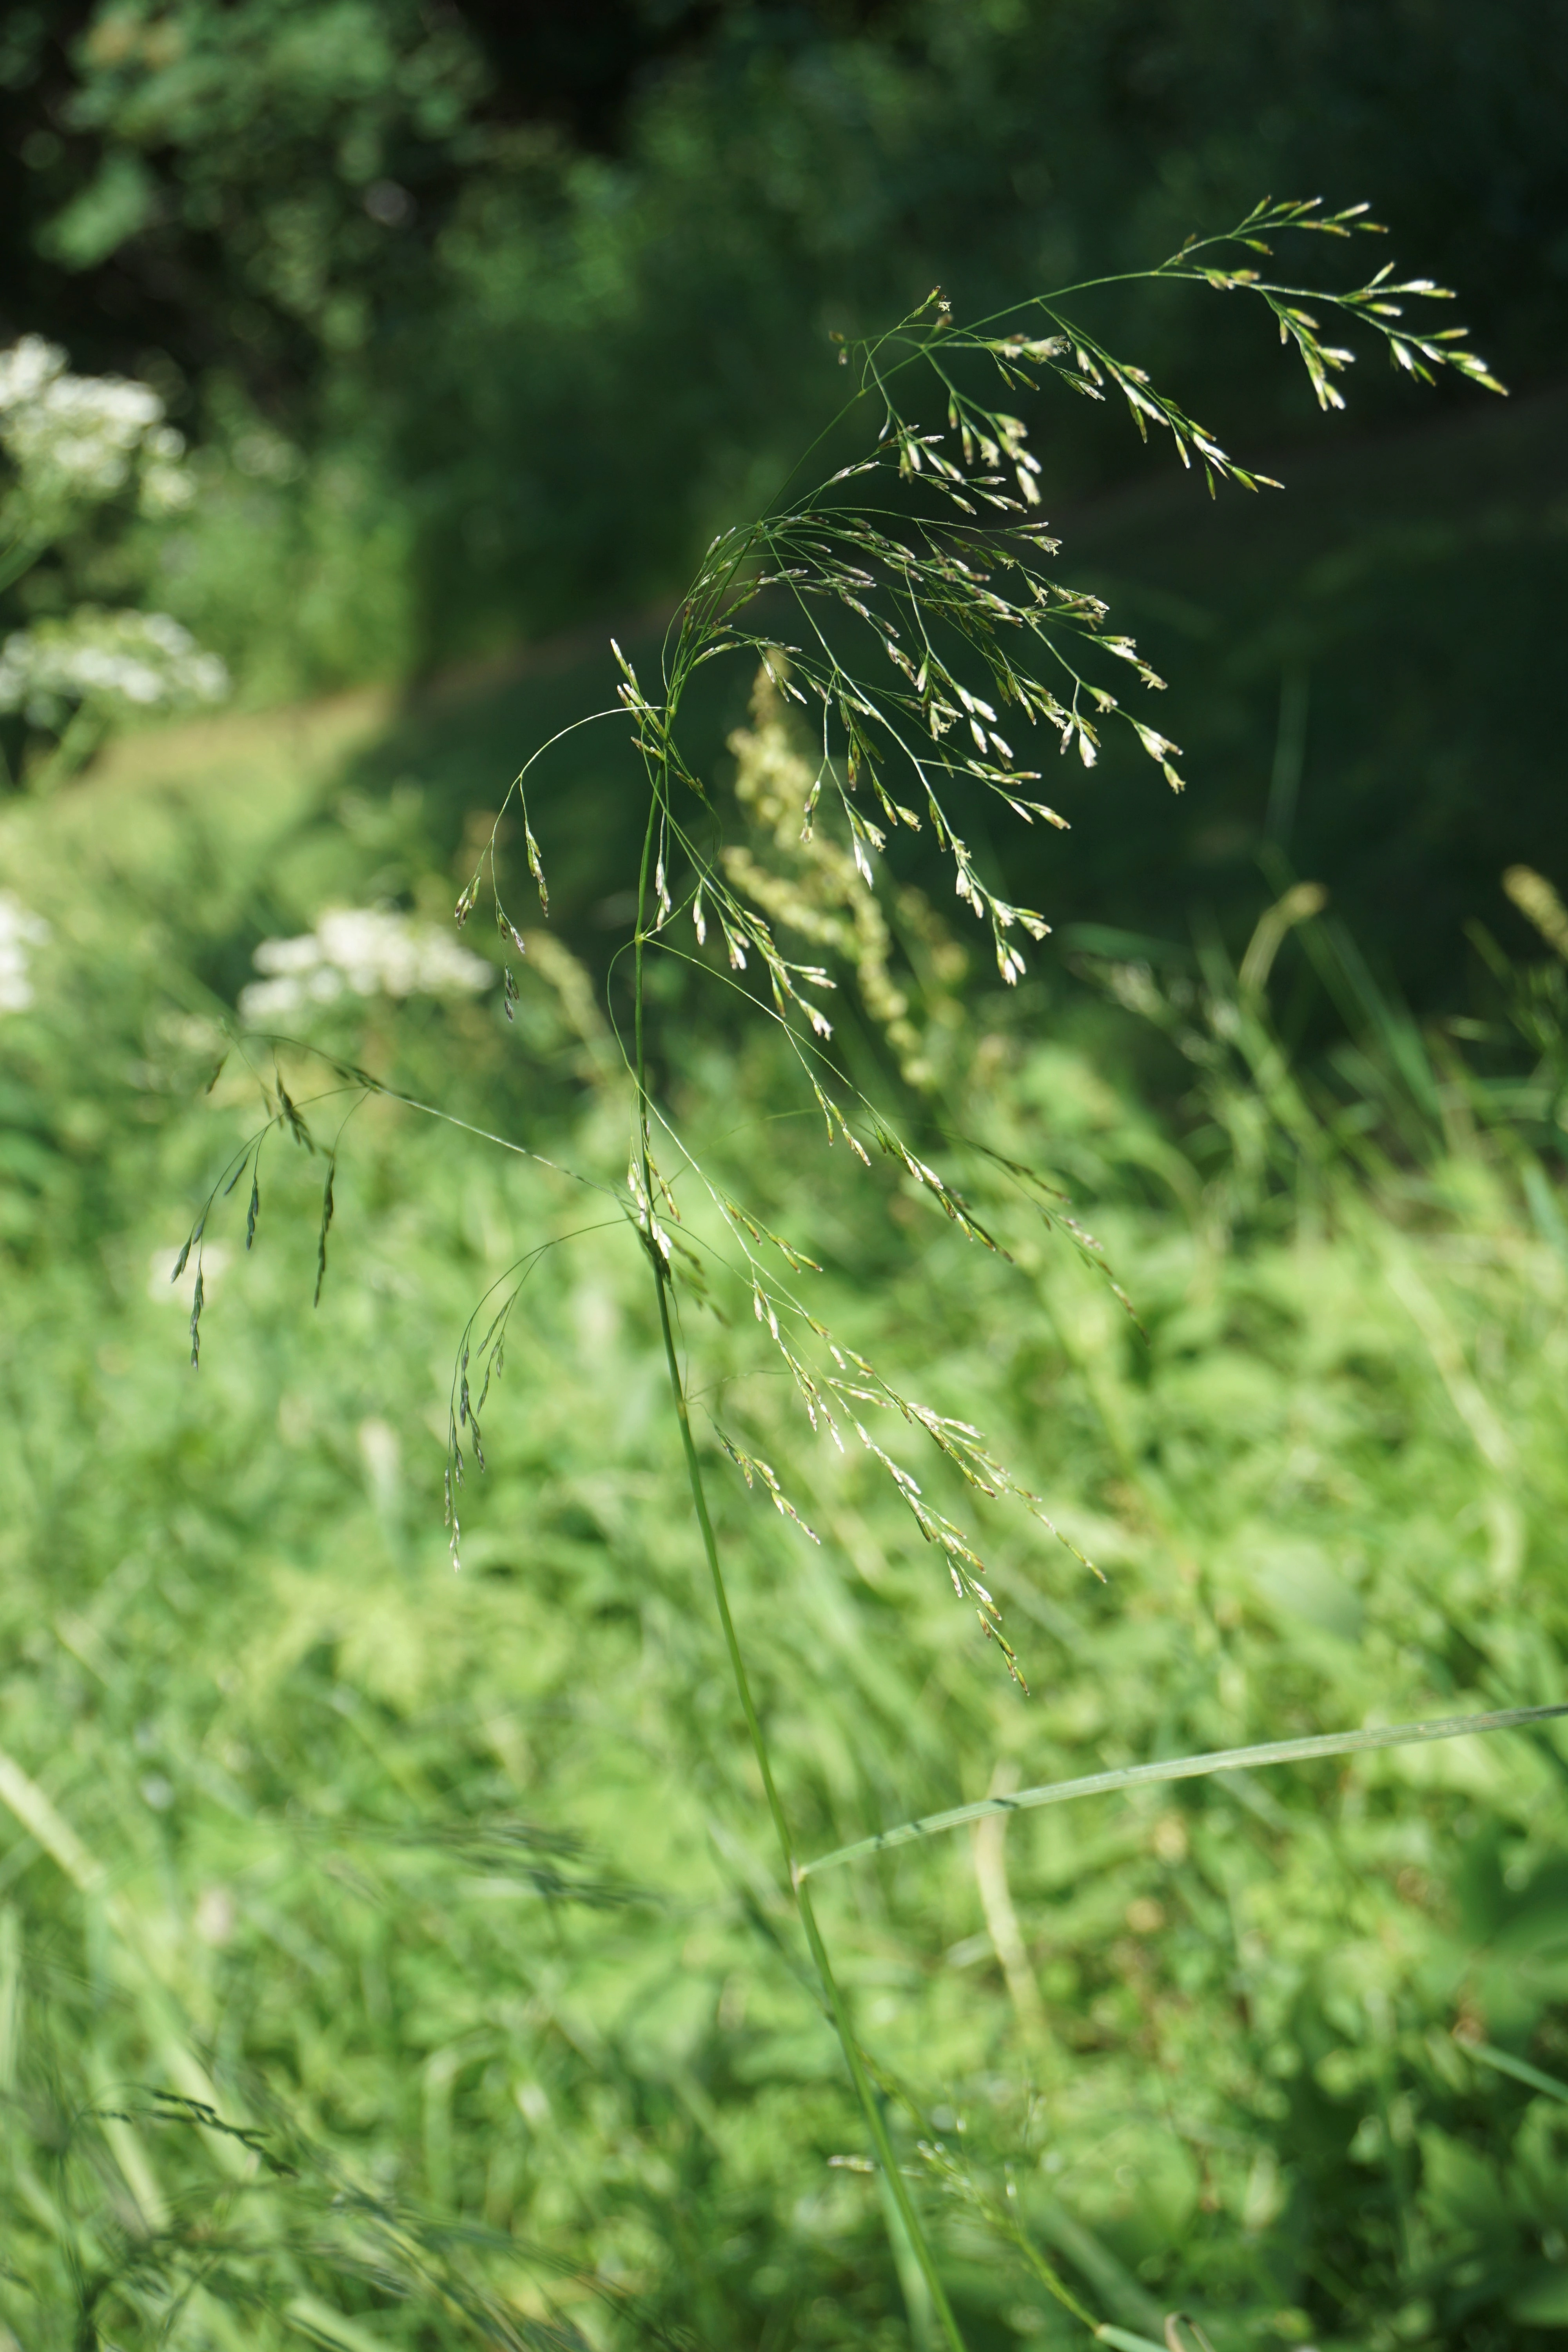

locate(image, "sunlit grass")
[[3, 671, 1567, 2345]]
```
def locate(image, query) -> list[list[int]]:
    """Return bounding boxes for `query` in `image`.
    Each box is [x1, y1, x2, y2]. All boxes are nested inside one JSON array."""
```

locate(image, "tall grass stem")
[[634, 783, 969, 2352]]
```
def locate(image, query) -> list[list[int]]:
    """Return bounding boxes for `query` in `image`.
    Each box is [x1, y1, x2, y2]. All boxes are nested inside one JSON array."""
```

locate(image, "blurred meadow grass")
[[3, 588, 1568, 2347], [3, 12, 1566, 2341]]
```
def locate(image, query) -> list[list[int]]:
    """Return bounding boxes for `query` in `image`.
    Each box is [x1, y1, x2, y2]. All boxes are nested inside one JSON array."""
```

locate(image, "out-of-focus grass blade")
[[1460, 2037, 1568, 2104], [286, 2294, 395, 2352], [0, 1743, 108, 1896], [796, 1704, 1568, 1879]]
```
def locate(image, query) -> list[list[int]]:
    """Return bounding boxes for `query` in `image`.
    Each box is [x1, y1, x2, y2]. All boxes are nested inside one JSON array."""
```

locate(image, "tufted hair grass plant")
[[70, 200, 1566, 2346]]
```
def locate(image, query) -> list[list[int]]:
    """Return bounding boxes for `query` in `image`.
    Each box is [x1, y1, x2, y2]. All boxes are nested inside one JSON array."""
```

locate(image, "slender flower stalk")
[[634, 744, 969, 2348]]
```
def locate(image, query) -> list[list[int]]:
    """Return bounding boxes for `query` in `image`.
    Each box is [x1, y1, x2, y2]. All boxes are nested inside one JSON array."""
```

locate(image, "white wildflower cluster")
[[0, 607, 229, 730], [0, 337, 228, 755], [239, 907, 492, 1025], [0, 335, 195, 519], [0, 889, 50, 1013]]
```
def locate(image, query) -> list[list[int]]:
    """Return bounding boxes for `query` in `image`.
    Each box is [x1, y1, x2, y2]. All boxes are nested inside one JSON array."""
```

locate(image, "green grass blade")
[[796, 1704, 1568, 1879], [1460, 2038, 1568, 2104]]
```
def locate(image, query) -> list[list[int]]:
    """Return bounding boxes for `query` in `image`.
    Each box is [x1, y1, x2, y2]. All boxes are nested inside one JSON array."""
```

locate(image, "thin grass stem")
[[798, 1704, 1568, 1879], [633, 773, 970, 2352]]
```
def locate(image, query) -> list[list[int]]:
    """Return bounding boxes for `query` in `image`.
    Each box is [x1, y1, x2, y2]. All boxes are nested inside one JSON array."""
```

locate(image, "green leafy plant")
[[147, 201, 1554, 2345]]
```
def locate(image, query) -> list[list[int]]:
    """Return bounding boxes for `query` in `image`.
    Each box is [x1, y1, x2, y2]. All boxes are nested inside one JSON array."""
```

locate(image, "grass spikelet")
[[717, 1430, 822, 1543], [312, 1158, 335, 1307], [188, 1263, 203, 1367]]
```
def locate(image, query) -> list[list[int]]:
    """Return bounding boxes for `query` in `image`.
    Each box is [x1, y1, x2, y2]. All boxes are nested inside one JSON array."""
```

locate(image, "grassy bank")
[[3, 634, 1568, 2349]]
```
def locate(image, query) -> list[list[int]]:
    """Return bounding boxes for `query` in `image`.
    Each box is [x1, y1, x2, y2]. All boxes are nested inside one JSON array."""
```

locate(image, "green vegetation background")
[[3, 5, 1568, 2348]]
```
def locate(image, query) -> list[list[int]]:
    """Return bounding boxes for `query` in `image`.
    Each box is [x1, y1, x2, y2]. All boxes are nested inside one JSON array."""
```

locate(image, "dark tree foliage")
[[2, 0, 1564, 649]]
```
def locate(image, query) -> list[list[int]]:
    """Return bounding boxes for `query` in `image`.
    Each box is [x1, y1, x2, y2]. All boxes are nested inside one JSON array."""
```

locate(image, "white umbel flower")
[[0, 607, 229, 729], [240, 906, 492, 1025], [0, 334, 193, 513], [0, 890, 50, 1013]]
